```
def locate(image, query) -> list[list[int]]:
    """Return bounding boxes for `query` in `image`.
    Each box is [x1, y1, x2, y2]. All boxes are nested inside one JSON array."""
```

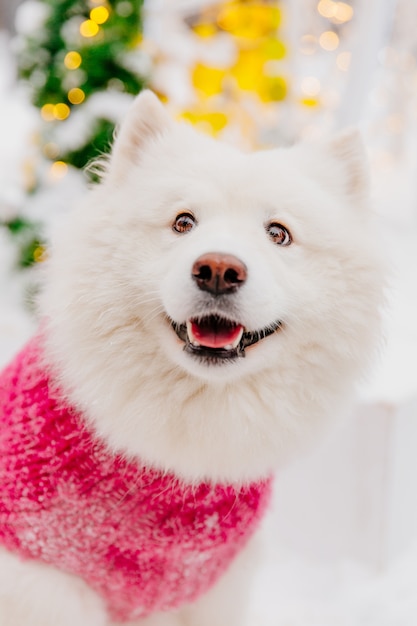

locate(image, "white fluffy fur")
[[0, 91, 384, 626], [39, 91, 383, 485]]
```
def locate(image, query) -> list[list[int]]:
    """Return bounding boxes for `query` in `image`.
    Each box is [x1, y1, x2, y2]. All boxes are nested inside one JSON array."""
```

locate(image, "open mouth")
[[171, 315, 281, 361]]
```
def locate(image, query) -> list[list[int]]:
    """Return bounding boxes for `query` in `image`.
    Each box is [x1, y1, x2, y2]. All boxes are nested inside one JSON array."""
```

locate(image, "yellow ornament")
[[192, 63, 227, 97], [217, 3, 281, 39], [262, 37, 286, 61], [192, 23, 218, 39], [259, 75, 288, 102], [180, 109, 229, 135], [231, 47, 265, 91], [299, 97, 320, 107]]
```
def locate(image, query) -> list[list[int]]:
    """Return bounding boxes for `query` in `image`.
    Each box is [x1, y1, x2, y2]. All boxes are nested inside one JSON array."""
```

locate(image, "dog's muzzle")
[[170, 252, 282, 362]]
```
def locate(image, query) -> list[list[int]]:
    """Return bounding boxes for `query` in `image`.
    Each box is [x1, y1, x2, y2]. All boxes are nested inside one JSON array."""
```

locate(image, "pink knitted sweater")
[[0, 335, 272, 622]]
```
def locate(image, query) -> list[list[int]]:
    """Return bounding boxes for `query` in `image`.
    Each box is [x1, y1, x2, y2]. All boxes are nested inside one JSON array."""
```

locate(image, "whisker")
[[140, 305, 166, 324]]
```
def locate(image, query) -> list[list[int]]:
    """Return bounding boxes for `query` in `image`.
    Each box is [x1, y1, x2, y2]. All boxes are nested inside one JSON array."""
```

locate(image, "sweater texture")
[[0, 335, 272, 622]]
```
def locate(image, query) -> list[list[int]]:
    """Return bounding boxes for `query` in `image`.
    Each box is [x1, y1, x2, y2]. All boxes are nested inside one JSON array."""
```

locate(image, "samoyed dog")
[[0, 91, 383, 626]]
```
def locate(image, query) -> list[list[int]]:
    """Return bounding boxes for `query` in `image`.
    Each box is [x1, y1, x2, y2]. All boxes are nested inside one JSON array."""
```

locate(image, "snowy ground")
[[2, 29, 417, 626]]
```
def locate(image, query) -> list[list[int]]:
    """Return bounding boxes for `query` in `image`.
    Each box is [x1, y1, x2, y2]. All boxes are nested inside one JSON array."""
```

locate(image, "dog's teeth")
[[186, 320, 195, 343], [192, 341, 200, 347], [231, 327, 244, 349], [224, 344, 233, 351]]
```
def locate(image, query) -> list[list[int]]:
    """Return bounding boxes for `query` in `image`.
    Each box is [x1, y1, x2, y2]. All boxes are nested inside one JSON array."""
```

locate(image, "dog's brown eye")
[[173, 213, 196, 234], [267, 223, 292, 246]]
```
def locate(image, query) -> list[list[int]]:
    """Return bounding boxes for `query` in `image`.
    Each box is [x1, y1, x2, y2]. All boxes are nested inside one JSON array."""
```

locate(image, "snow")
[[248, 533, 417, 625], [53, 91, 135, 153], [1, 18, 417, 626], [14, 0, 51, 37]]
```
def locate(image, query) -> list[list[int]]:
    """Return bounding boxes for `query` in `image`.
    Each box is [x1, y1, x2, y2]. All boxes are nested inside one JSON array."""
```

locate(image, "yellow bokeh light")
[[333, 2, 354, 23], [180, 110, 228, 136], [317, 0, 337, 18], [336, 51, 351, 71], [33, 246, 47, 263], [23, 159, 36, 191], [80, 19, 100, 38], [132, 33, 143, 48], [192, 63, 226, 97], [68, 87, 86, 105], [319, 31, 339, 51], [300, 97, 320, 108], [41, 104, 55, 121], [64, 51, 82, 70], [318, 0, 353, 23], [192, 23, 218, 38], [259, 75, 287, 102], [217, 4, 281, 39], [43, 142, 60, 159], [232, 48, 264, 91], [263, 38, 286, 61], [50, 161, 68, 180], [53, 103, 71, 120], [90, 6, 110, 24]]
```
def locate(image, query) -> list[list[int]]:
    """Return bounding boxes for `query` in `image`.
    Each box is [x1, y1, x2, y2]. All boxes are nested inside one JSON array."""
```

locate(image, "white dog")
[[0, 91, 383, 626]]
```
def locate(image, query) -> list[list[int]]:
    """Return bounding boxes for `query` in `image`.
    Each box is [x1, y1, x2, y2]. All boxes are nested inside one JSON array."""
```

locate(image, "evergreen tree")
[[3, 0, 146, 269]]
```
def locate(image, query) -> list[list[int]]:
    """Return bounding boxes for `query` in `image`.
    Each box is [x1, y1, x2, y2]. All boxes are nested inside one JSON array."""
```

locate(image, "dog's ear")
[[107, 90, 172, 180], [327, 129, 369, 202], [296, 128, 370, 206]]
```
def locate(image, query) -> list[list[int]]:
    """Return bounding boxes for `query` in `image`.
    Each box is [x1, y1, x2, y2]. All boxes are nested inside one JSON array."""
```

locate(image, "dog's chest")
[[0, 335, 272, 622]]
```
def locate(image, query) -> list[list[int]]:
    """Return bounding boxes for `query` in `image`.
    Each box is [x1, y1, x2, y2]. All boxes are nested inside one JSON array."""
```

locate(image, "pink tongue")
[[191, 320, 243, 349]]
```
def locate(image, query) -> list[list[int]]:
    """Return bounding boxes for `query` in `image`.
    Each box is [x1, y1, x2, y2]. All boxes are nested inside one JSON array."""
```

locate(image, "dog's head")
[[40, 92, 384, 482]]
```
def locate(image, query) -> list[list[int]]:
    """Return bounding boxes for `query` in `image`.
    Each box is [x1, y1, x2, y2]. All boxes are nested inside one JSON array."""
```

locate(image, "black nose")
[[192, 252, 247, 295]]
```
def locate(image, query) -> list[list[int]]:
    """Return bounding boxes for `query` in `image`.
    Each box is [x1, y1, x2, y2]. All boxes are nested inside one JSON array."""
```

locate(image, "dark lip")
[[171, 317, 282, 362]]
